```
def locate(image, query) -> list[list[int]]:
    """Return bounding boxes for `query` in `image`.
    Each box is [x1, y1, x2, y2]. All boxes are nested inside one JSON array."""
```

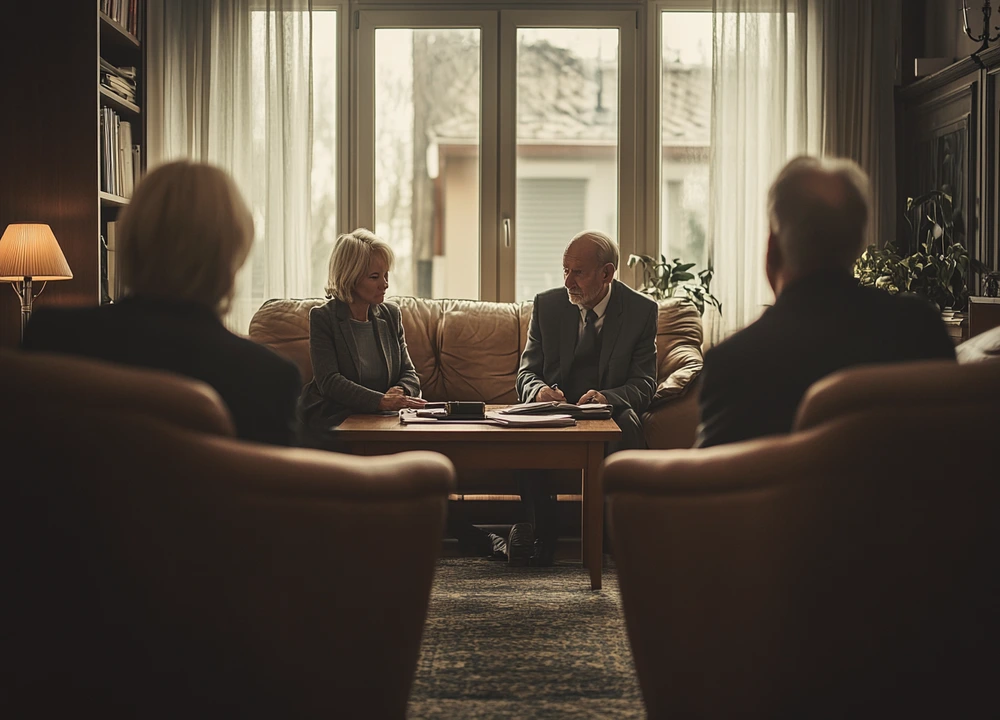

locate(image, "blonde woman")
[[298, 228, 426, 444], [22, 160, 301, 446]]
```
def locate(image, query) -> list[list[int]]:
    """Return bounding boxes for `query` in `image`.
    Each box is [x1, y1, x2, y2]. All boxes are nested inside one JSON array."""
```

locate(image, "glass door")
[[356, 9, 636, 302], [498, 11, 636, 303], [356, 11, 497, 300]]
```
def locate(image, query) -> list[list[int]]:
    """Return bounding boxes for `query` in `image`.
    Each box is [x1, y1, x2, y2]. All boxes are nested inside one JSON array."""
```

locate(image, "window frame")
[[332, 1, 709, 300]]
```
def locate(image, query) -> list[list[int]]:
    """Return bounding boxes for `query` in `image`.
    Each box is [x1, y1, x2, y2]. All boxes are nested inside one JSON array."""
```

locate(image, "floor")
[[407, 557, 645, 719]]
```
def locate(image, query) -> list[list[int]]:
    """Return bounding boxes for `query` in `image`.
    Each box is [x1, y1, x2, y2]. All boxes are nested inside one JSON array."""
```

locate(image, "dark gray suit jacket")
[[516, 279, 658, 415], [696, 271, 956, 447], [298, 299, 421, 433]]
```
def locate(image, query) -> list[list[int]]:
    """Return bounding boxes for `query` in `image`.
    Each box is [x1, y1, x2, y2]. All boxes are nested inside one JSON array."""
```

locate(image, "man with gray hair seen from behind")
[[514, 229, 658, 566], [696, 155, 956, 448]]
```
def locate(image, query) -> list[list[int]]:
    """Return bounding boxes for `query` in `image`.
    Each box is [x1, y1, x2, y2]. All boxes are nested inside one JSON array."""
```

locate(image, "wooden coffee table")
[[334, 409, 621, 590]]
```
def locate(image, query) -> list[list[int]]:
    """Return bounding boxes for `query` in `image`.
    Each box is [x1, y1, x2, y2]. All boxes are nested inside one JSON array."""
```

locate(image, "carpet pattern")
[[408, 558, 645, 719]]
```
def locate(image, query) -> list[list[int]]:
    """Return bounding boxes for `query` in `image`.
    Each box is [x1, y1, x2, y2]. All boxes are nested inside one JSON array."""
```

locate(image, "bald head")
[[767, 156, 871, 276], [566, 230, 619, 269]]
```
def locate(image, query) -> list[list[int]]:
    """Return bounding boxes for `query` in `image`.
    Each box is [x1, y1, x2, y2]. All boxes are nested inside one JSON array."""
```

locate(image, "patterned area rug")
[[408, 558, 645, 719]]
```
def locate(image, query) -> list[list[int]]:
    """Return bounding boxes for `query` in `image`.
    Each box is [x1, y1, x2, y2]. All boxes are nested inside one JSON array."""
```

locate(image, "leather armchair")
[[1, 350, 456, 719], [604, 361, 999, 718]]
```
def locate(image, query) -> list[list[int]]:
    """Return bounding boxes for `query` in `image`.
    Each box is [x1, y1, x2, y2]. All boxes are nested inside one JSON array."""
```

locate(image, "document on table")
[[399, 409, 576, 427]]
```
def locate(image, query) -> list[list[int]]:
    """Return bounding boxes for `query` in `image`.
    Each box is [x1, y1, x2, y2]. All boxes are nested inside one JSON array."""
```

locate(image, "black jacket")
[[696, 271, 957, 447], [297, 299, 421, 434], [22, 296, 301, 446]]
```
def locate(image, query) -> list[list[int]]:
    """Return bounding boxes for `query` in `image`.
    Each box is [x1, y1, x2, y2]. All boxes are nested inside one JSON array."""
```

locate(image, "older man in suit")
[[696, 156, 956, 448], [514, 230, 658, 565]]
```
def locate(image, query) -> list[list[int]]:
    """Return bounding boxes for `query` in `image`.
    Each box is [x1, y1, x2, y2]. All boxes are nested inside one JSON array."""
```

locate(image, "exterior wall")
[[438, 155, 481, 300]]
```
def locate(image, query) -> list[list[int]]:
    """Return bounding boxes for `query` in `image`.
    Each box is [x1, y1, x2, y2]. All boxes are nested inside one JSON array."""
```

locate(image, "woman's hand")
[[378, 388, 426, 411]]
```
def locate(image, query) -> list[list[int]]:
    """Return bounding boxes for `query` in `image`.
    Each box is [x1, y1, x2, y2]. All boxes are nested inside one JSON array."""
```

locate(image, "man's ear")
[[766, 233, 782, 292], [602, 263, 615, 282]]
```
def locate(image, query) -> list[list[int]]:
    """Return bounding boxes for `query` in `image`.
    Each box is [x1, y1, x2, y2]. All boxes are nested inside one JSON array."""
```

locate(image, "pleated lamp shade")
[[0, 223, 73, 281]]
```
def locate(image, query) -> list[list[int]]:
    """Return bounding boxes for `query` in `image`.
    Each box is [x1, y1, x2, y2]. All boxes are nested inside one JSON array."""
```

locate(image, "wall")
[[924, 0, 982, 60]]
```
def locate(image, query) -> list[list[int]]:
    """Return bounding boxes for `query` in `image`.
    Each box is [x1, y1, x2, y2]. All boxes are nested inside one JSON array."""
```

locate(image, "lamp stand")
[[8, 277, 47, 342]]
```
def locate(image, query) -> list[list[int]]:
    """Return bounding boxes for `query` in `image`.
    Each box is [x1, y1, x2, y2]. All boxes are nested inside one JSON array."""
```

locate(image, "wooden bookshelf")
[[99, 86, 141, 117], [0, 2, 145, 345], [100, 191, 131, 208]]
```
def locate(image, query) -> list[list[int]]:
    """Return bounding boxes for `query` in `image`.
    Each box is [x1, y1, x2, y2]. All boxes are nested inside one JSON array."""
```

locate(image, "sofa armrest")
[[643, 375, 701, 449]]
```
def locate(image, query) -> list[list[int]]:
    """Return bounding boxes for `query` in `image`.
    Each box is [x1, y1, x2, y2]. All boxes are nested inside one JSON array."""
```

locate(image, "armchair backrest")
[[794, 358, 1000, 431], [605, 401, 998, 717], [2, 350, 456, 719], [3, 348, 235, 436]]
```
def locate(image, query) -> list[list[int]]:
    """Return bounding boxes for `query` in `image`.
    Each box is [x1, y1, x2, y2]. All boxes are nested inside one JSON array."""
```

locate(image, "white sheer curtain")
[[146, 0, 314, 333], [709, 0, 823, 338], [709, 0, 898, 338]]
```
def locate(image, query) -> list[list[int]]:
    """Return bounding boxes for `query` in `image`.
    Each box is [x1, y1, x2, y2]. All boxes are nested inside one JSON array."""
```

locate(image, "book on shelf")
[[119, 121, 134, 198], [102, 0, 141, 38], [100, 108, 139, 198], [104, 221, 119, 302]]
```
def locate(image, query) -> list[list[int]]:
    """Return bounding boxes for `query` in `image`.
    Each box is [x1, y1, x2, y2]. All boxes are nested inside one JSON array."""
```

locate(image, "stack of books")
[[100, 60, 137, 104]]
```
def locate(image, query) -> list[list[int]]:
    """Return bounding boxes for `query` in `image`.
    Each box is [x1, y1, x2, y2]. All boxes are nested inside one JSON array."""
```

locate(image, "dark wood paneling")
[[0, 5, 100, 347]]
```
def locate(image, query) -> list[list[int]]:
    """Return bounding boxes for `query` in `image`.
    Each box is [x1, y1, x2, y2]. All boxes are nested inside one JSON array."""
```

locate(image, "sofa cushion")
[[394, 297, 524, 403]]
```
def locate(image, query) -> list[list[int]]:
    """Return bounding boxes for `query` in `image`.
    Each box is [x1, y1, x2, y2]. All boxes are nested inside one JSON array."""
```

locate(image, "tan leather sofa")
[[603, 359, 1000, 718], [250, 295, 705, 449], [2, 350, 455, 719]]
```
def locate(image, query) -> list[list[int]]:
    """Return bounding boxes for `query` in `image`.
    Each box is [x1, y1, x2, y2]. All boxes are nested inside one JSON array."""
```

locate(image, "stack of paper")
[[485, 411, 576, 427], [496, 401, 612, 419], [398, 409, 576, 427]]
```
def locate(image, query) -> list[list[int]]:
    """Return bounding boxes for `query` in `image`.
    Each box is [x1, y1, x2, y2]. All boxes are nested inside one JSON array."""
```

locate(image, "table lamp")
[[0, 223, 73, 341]]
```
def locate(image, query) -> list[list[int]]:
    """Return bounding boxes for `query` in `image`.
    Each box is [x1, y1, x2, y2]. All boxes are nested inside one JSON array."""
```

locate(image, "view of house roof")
[[431, 41, 710, 147]]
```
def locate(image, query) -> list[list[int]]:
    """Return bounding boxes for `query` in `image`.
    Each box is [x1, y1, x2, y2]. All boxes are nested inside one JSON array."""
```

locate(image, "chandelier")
[[964, 0, 1000, 55]]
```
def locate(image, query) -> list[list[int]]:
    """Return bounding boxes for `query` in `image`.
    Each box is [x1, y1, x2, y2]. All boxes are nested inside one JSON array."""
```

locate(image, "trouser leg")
[[445, 501, 493, 553], [518, 469, 558, 542], [608, 407, 646, 455]]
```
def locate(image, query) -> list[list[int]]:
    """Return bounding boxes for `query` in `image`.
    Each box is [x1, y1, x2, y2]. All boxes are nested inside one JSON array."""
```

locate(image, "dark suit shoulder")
[[613, 279, 657, 311], [534, 286, 570, 307]]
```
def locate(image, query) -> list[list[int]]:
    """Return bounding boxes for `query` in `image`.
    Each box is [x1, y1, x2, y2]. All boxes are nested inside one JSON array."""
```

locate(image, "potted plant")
[[627, 254, 721, 316], [855, 189, 987, 312]]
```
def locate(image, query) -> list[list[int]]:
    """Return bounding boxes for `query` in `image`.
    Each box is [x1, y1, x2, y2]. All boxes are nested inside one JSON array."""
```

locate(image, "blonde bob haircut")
[[117, 160, 254, 315], [325, 228, 395, 303]]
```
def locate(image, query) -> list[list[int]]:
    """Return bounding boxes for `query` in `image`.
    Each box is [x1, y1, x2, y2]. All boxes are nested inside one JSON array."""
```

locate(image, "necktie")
[[575, 309, 599, 359]]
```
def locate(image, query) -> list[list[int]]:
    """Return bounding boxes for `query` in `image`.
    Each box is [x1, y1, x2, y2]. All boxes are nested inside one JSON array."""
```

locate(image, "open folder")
[[493, 401, 613, 419], [399, 409, 576, 427]]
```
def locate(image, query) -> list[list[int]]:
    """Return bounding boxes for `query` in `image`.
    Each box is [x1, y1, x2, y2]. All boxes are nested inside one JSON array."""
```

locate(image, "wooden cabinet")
[[896, 48, 1000, 296], [0, 2, 145, 347]]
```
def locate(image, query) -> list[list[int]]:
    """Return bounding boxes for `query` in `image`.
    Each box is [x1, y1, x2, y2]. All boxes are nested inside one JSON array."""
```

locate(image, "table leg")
[[584, 441, 604, 590]]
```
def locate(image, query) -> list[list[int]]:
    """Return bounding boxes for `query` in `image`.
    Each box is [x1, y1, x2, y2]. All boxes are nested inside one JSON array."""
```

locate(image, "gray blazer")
[[516, 279, 658, 415], [298, 299, 421, 433]]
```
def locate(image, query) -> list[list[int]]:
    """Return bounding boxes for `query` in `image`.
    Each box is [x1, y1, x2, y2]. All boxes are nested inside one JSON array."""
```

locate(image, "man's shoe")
[[529, 537, 557, 567], [507, 523, 534, 566], [485, 532, 508, 560]]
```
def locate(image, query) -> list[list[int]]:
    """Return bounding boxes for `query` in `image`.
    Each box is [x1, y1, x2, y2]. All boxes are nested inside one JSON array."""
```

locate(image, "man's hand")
[[576, 389, 607, 405], [378, 389, 426, 411], [536, 385, 566, 402]]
